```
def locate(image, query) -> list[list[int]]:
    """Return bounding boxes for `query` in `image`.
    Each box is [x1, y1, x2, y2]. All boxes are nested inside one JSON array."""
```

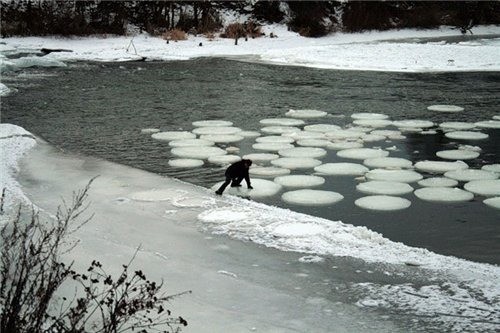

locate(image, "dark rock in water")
[[41, 48, 72, 55], [199, 42, 203, 47]]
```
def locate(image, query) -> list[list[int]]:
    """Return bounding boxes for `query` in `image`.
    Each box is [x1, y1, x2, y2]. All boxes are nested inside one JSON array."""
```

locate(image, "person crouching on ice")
[[215, 159, 253, 195]]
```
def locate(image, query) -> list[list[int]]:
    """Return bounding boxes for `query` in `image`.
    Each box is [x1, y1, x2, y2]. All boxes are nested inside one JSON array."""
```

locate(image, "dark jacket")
[[225, 159, 252, 185]]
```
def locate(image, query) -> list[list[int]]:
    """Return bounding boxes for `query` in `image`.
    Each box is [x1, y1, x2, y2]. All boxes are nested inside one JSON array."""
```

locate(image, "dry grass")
[[162, 28, 187, 41], [221, 21, 262, 40]]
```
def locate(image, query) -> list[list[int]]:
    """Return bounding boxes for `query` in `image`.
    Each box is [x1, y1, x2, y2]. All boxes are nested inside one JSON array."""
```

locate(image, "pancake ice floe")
[[168, 159, 204, 168], [417, 177, 459, 188], [414, 187, 474, 202], [314, 163, 368, 176], [357, 181, 414, 195], [271, 157, 322, 170], [337, 148, 389, 160], [355, 195, 411, 211], [152, 131, 196, 141], [365, 169, 423, 183], [171, 146, 227, 159], [282, 189, 343, 205], [427, 105, 464, 113], [285, 109, 327, 118], [274, 175, 325, 188]]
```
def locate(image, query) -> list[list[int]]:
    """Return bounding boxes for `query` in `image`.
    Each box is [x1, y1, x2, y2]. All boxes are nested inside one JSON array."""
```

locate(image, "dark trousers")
[[216, 176, 243, 194]]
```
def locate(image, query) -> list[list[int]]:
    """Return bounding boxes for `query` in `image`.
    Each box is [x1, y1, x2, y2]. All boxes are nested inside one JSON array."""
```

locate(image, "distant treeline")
[[1, 1, 499, 37]]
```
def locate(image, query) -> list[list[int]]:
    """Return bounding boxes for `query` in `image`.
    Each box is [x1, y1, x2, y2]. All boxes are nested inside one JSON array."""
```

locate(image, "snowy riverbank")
[[2, 25, 500, 72]]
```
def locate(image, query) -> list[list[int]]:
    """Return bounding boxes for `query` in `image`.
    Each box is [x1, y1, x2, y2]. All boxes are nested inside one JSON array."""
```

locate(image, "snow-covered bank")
[[2, 25, 500, 72]]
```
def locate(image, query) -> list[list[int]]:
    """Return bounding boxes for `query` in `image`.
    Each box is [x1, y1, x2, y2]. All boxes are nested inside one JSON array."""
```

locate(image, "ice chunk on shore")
[[169, 138, 214, 147], [208, 155, 241, 165], [483, 197, 500, 209], [256, 136, 295, 143], [474, 120, 500, 129], [337, 148, 389, 160], [168, 159, 204, 168], [303, 124, 341, 132], [171, 146, 226, 159], [211, 179, 282, 198], [0, 83, 11, 96], [363, 157, 413, 169], [252, 142, 295, 152], [427, 105, 464, 113], [414, 160, 468, 174], [285, 109, 327, 118], [445, 131, 489, 140], [172, 196, 216, 208], [414, 187, 474, 202], [260, 126, 301, 135], [417, 177, 458, 188], [192, 120, 233, 127], [278, 147, 327, 158], [282, 189, 343, 206], [314, 163, 368, 176], [365, 169, 423, 183], [199, 134, 244, 143], [198, 209, 250, 223], [274, 175, 325, 188], [243, 153, 279, 162], [193, 126, 242, 135], [250, 167, 291, 178], [271, 223, 326, 237], [259, 118, 305, 126], [444, 169, 498, 182], [152, 131, 196, 141], [13, 56, 67, 68], [351, 113, 389, 120], [355, 195, 411, 211], [464, 180, 500, 196], [357, 181, 414, 195], [436, 149, 479, 160], [271, 157, 322, 170]]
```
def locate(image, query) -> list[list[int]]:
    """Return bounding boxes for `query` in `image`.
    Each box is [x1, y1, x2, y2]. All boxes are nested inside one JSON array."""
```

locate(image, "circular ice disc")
[[208, 155, 241, 165], [243, 153, 279, 162], [282, 189, 343, 205], [171, 146, 227, 159], [238, 131, 261, 138], [357, 181, 414, 195], [436, 149, 479, 160], [355, 195, 411, 211], [439, 122, 476, 131], [271, 157, 322, 170], [392, 120, 434, 128], [296, 139, 331, 147], [325, 130, 365, 140], [285, 109, 327, 118], [427, 105, 464, 113], [259, 118, 305, 126], [483, 197, 500, 209], [211, 179, 282, 198], [445, 131, 489, 140], [361, 134, 386, 142], [351, 113, 389, 120], [464, 180, 500, 196], [482, 164, 500, 173], [199, 134, 244, 143], [353, 119, 393, 128], [141, 128, 160, 134], [365, 169, 423, 183], [314, 163, 368, 176], [304, 124, 341, 132], [337, 148, 389, 160], [417, 177, 458, 188], [444, 169, 498, 182], [474, 120, 500, 129], [261, 126, 301, 135], [414, 160, 469, 174], [168, 159, 204, 168], [256, 136, 295, 144], [192, 120, 233, 127], [169, 139, 214, 147], [414, 187, 473, 202], [173, 196, 216, 208], [371, 130, 402, 137], [274, 175, 325, 188], [363, 157, 413, 169], [193, 126, 242, 135], [152, 131, 196, 141], [250, 167, 291, 177], [278, 147, 327, 158], [327, 141, 364, 150], [129, 189, 184, 202], [252, 142, 295, 152], [283, 131, 325, 140]]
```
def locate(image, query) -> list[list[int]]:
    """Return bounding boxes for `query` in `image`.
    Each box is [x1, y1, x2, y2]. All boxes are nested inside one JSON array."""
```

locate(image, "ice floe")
[[296, 139, 331, 147], [303, 124, 341, 132], [482, 164, 500, 173], [249, 167, 291, 178], [242, 153, 279, 162], [325, 129, 365, 140], [355, 195, 411, 211], [192, 126, 242, 135], [171, 146, 227, 159], [285, 109, 327, 118], [427, 105, 464, 113], [444, 169, 498, 182], [417, 177, 458, 188], [140, 128, 160, 134], [365, 169, 423, 183], [252, 142, 295, 152], [326, 141, 363, 150], [151, 131, 196, 141], [439, 122, 476, 131], [483, 197, 500, 209], [370, 129, 402, 137], [168, 138, 214, 147], [260, 126, 301, 134], [274, 175, 325, 188], [357, 181, 414, 195], [0, 83, 10, 96], [474, 120, 500, 129], [464, 179, 500, 196], [271, 157, 322, 170], [259, 118, 305, 126], [353, 119, 393, 128], [314, 163, 368, 176], [199, 134, 244, 143], [283, 131, 326, 140], [414, 160, 468, 174], [282, 189, 343, 205], [337, 148, 389, 160], [360, 134, 386, 142], [211, 178, 282, 198], [12, 56, 67, 68], [168, 159, 204, 168], [436, 149, 480, 160], [256, 135, 295, 143], [392, 120, 434, 128], [238, 130, 261, 138], [351, 113, 389, 120], [363, 157, 413, 169], [208, 155, 241, 165], [414, 187, 474, 202], [278, 147, 327, 158], [445, 131, 489, 140], [192, 120, 233, 127]]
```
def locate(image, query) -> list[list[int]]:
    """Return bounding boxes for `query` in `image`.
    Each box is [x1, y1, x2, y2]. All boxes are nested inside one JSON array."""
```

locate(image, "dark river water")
[[2, 58, 499, 265]]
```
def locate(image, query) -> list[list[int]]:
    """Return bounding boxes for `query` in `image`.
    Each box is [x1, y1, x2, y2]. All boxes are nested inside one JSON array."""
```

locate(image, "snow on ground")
[[1, 25, 499, 72]]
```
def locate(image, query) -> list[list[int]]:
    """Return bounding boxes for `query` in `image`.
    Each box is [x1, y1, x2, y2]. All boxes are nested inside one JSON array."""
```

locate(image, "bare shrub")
[[221, 22, 246, 39], [162, 29, 187, 41]]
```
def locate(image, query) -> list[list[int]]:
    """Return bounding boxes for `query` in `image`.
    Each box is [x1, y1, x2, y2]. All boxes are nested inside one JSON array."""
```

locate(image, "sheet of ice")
[[474, 120, 500, 129], [192, 126, 242, 135], [0, 83, 11, 96], [281, 189, 343, 206], [168, 159, 204, 168], [356, 181, 414, 196], [327, 141, 363, 150], [192, 120, 233, 127], [242, 153, 279, 162], [360, 134, 386, 142], [483, 197, 500, 209], [256, 135, 295, 143], [337, 148, 389, 160], [427, 104, 464, 113], [172, 196, 216, 208], [314, 163, 368, 176], [271, 157, 322, 170], [238, 130, 261, 138], [482, 164, 500, 173], [351, 113, 389, 120], [365, 169, 423, 183], [303, 124, 341, 132], [259, 118, 305, 126], [363, 157, 413, 169], [274, 175, 325, 188], [199, 134, 244, 143], [444, 169, 498, 182], [171, 146, 227, 159], [12, 56, 67, 68], [151, 131, 196, 141], [414, 160, 468, 174], [278, 147, 327, 158], [445, 131, 489, 140], [353, 119, 392, 128], [355, 195, 411, 211], [436, 149, 480, 160], [392, 120, 434, 128], [128, 188, 187, 202], [417, 177, 458, 188], [464, 179, 500, 196], [211, 178, 282, 198], [283, 131, 326, 140], [252, 142, 294, 151], [296, 139, 331, 147], [414, 187, 474, 202], [168, 138, 214, 147], [285, 109, 327, 119], [260, 126, 301, 135], [249, 166, 290, 177], [439, 121, 476, 131], [208, 155, 241, 165], [325, 129, 365, 140]]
